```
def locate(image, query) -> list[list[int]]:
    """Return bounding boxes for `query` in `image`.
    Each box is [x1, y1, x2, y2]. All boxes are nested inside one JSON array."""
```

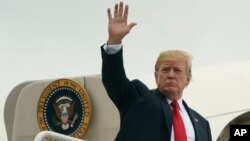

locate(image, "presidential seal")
[[37, 79, 92, 139]]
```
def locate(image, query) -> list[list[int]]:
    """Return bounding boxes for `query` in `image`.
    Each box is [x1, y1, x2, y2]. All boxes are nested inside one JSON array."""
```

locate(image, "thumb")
[[128, 22, 137, 30]]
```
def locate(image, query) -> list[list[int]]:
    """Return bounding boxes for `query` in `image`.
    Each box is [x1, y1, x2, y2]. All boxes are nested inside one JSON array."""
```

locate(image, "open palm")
[[107, 2, 136, 44]]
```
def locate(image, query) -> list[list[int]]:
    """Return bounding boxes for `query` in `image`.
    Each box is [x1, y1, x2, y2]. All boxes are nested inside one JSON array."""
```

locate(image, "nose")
[[167, 69, 175, 79]]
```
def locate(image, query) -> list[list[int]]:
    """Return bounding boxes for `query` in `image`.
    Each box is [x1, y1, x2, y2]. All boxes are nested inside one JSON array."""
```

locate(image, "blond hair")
[[155, 50, 193, 79]]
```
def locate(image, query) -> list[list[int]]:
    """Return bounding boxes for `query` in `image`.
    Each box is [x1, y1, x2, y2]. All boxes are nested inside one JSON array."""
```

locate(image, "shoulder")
[[188, 107, 209, 125], [131, 79, 147, 87], [131, 79, 150, 92], [131, 79, 157, 96], [189, 108, 206, 119], [183, 101, 209, 123]]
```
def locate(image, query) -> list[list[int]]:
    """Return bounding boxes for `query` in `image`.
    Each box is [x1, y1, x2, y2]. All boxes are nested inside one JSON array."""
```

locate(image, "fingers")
[[108, 2, 126, 21], [107, 1, 136, 28], [122, 5, 128, 23], [114, 3, 119, 19], [107, 8, 112, 21], [118, 2, 123, 18]]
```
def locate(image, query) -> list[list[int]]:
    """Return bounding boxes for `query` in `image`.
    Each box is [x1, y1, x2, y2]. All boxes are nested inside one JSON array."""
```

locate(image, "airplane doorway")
[[217, 111, 250, 141]]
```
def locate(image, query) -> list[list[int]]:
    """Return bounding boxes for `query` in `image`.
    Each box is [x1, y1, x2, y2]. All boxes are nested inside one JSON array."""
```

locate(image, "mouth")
[[165, 82, 177, 87]]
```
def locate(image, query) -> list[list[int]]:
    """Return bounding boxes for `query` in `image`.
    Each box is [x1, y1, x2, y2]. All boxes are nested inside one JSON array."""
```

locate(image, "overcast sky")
[[1, 0, 250, 140]]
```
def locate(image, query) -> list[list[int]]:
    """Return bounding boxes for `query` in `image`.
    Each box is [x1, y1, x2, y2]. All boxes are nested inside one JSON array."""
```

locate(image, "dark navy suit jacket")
[[101, 46, 212, 141]]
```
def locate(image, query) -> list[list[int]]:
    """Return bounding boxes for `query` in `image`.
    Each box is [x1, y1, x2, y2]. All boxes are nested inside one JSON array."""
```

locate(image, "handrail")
[[34, 131, 86, 141]]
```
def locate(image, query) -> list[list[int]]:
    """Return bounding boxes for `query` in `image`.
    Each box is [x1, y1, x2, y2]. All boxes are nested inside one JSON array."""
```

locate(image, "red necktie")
[[171, 100, 187, 141]]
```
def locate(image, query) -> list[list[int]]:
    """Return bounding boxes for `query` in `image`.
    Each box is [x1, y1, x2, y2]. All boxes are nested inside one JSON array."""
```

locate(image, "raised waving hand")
[[107, 1, 137, 45]]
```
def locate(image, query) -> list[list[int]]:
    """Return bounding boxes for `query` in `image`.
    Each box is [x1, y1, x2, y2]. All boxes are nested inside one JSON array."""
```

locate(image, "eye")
[[160, 67, 170, 73], [174, 68, 183, 74]]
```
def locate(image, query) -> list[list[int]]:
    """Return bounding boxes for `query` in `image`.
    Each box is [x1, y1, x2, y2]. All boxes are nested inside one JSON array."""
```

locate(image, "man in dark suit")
[[101, 1, 212, 141]]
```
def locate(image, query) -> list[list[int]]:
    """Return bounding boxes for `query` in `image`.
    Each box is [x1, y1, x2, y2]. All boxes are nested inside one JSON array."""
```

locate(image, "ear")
[[185, 77, 191, 87], [154, 71, 158, 84]]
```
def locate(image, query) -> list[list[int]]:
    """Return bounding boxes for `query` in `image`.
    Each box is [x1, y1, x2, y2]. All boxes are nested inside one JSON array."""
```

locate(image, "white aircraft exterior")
[[1, 59, 250, 141], [1, 0, 250, 140]]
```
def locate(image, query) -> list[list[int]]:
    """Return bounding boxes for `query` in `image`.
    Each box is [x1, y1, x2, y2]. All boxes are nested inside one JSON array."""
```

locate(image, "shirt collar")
[[166, 98, 185, 112]]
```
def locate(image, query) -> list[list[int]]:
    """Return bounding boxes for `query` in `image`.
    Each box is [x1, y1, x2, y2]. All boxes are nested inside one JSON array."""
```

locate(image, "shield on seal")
[[37, 79, 92, 139]]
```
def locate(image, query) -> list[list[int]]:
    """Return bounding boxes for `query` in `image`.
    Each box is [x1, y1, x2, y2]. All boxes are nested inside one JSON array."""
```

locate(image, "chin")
[[166, 87, 177, 92], [161, 88, 176, 94]]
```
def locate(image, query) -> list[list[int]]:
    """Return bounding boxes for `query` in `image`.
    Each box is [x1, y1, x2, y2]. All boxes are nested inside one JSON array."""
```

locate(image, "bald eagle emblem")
[[54, 96, 78, 130], [37, 79, 92, 139]]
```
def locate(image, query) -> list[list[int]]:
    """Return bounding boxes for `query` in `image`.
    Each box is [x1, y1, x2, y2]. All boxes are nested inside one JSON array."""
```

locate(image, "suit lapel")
[[161, 100, 172, 135], [154, 90, 173, 139], [182, 101, 200, 141]]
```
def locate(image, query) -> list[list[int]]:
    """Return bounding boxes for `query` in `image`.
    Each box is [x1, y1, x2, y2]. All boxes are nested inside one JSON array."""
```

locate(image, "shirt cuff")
[[103, 43, 122, 54]]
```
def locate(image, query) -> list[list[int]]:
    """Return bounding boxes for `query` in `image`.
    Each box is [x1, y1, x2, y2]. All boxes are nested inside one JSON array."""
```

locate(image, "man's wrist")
[[103, 43, 122, 54], [107, 38, 122, 45]]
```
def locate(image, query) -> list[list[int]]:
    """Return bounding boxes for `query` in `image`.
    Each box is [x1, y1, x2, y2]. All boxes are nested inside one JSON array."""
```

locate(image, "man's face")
[[155, 60, 190, 100]]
